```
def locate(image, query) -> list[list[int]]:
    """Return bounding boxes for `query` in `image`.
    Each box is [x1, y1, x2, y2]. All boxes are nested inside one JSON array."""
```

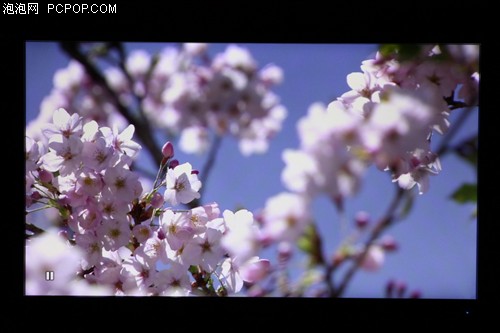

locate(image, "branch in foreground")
[[59, 42, 163, 167]]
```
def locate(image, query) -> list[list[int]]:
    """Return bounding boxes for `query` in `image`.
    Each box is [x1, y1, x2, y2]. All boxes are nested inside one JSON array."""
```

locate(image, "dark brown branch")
[[110, 42, 151, 125], [199, 135, 222, 196], [25, 223, 45, 237], [60, 42, 163, 167]]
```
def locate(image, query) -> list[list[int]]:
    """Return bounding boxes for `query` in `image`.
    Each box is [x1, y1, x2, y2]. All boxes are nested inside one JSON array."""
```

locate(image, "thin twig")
[[332, 186, 405, 297], [199, 135, 222, 196], [329, 104, 476, 297]]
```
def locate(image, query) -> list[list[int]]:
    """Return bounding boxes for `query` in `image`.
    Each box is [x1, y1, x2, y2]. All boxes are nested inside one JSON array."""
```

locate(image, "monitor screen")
[[24, 41, 481, 319]]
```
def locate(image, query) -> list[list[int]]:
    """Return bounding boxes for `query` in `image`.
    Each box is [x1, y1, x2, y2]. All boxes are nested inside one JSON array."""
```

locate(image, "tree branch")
[[436, 106, 475, 156], [59, 42, 163, 167], [331, 186, 405, 297], [199, 135, 222, 196], [25, 222, 45, 237]]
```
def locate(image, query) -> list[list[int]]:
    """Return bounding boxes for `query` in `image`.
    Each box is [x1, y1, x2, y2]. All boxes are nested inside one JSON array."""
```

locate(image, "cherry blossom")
[[96, 217, 132, 251], [261, 192, 311, 243], [101, 124, 142, 158], [164, 162, 202, 206], [220, 209, 262, 266], [103, 166, 143, 203], [25, 136, 42, 172], [42, 107, 83, 139]]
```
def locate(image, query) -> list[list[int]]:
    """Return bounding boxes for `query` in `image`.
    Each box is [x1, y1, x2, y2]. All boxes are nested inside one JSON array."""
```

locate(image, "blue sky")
[[26, 42, 478, 298]]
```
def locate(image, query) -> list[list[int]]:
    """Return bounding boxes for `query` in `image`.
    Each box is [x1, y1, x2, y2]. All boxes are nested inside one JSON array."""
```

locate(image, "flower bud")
[[360, 246, 384, 272], [157, 227, 166, 240], [396, 281, 407, 298], [355, 211, 370, 229], [277, 241, 293, 262], [30, 191, 42, 201], [38, 169, 53, 183], [386, 279, 396, 297], [161, 141, 174, 159], [150, 192, 164, 209], [240, 258, 271, 283], [380, 235, 398, 252], [168, 159, 179, 169]]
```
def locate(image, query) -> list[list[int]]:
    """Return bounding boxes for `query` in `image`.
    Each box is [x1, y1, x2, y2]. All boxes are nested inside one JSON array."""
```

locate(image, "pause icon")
[[45, 271, 54, 281]]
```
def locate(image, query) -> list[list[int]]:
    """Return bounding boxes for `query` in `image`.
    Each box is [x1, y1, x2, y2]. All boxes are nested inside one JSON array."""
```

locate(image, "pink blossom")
[[262, 192, 311, 243], [126, 50, 151, 78], [75, 202, 103, 231], [239, 257, 271, 283], [100, 124, 141, 158], [42, 108, 83, 139], [75, 231, 103, 268], [103, 166, 142, 203], [25, 136, 43, 172], [136, 232, 170, 265], [155, 265, 192, 296], [220, 209, 261, 266], [179, 126, 210, 154], [219, 257, 244, 294], [25, 229, 85, 295], [81, 136, 116, 171], [164, 162, 202, 206], [192, 228, 225, 272], [183, 43, 207, 56], [96, 217, 132, 251], [122, 254, 157, 292], [360, 246, 385, 272], [75, 168, 104, 196], [160, 210, 195, 251], [132, 223, 153, 244], [42, 135, 83, 175], [98, 192, 132, 221]]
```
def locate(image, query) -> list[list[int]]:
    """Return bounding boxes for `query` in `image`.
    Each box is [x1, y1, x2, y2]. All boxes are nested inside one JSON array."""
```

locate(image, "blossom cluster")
[[26, 43, 287, 156], [25, 108, 270, 296], [258, 44, 479, 273], [282, 44, 479, 203]]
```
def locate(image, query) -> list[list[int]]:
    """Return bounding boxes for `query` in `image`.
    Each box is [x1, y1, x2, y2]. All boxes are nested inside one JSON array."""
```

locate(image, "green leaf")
[[450, 183, 477, 204], [296, 223, 324, 267], [398, 190, 415, 220], [188, 265, 199, 274], [379, 44, 422, 61], [297, 235, 314, 254], [379, 44, 400, 57]]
